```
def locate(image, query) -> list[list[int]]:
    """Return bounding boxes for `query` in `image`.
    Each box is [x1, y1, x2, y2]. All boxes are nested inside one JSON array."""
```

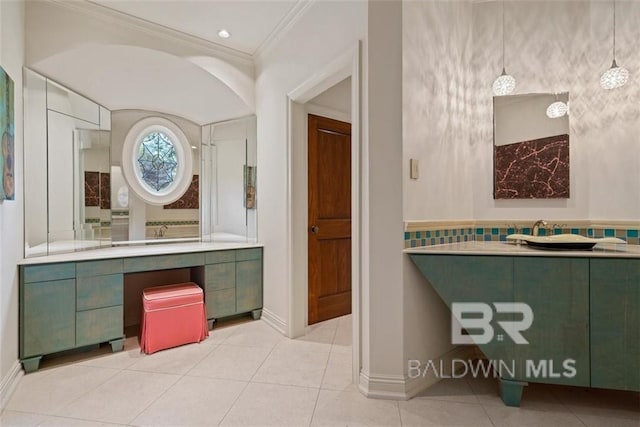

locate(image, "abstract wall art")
[[0, 66, 15, 201]]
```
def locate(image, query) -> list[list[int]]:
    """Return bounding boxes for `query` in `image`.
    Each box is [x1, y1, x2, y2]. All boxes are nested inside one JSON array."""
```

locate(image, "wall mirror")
[[24, 69, 258, 257], [24, 69, 112, 257], [493, 92, 570, 199], [201, 116, 257, 243]]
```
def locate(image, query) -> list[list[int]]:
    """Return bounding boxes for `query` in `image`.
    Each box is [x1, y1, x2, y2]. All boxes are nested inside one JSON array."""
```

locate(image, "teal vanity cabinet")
[[409, 252, 639, 407], [590, 258, 640, 391], [204, 247, 263, 326]]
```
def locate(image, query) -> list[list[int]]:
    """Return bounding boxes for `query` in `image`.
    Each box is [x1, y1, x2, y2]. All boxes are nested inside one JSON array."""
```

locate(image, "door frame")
[[286, 42, 361, 385]]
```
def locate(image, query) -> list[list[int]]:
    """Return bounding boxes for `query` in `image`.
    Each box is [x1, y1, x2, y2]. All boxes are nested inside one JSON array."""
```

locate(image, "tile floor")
[[1, 314, 638, 426]]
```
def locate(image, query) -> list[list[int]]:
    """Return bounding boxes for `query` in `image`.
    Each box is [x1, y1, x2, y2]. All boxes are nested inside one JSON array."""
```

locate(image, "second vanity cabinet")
[[409, 252, 640, 406]]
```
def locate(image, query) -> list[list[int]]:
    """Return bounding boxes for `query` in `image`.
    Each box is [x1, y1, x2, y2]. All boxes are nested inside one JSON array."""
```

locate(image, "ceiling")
[[89, 0, 301, 55]]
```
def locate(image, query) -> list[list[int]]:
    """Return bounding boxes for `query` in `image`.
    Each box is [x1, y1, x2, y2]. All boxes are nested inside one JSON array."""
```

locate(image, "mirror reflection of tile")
[[163, 174, 199, 209], [494, 134, 570, 199]]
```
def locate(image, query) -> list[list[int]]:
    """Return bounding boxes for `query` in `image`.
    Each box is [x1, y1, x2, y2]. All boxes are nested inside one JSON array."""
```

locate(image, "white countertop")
[[19, 241, 263, 265], [404, 241, 640, 259]]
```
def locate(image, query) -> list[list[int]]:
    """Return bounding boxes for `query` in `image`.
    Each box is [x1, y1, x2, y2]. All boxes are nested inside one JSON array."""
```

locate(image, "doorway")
[[307, 114, 352, 325]]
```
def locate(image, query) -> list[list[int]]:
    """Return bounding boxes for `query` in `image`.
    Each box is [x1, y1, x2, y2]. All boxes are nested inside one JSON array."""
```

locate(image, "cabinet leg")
[[208, 319, 215, 330], [499, 378, 527, 407], [251, 309, 262, 320], [109, 338, 125, 353], [22, 356, 42, 373]]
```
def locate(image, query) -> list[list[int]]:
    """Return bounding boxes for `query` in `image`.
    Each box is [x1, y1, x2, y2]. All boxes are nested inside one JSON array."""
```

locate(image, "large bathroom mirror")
[[493, 92, 570, 199], [24, 69, 258, 257]]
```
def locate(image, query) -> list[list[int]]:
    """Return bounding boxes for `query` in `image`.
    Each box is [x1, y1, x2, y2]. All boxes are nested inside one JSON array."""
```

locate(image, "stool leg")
[[251, 309, 262, 320]]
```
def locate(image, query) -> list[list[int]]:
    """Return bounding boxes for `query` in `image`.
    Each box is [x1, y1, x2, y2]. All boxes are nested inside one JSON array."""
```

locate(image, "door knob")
[[310, 225, 319, 234]]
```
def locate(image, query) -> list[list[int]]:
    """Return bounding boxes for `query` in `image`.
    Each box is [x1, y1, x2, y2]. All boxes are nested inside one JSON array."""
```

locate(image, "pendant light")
[[600, 0, 629, 90], [493, 1, 516, 96], [546, 94, 568, 119]]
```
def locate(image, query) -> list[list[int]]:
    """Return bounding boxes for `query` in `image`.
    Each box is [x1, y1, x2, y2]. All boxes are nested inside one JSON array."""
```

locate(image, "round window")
[[121, 117, 193, 205]]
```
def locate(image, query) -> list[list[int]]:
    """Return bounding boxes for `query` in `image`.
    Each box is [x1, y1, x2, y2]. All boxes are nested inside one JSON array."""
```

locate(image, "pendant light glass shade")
[[493, 2, 516, 96], [493, 68, 516, 96], [600, 0, 629, 90], [546, 101, 568, 119], [600, 59, 629, 90]]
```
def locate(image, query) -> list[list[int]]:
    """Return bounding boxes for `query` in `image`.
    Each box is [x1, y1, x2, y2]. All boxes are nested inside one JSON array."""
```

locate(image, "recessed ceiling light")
[[217, 29, 230, 39]]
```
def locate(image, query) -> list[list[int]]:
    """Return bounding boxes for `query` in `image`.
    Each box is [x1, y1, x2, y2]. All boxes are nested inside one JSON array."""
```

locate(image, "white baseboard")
[[359, 346, 477, 401], [260, 307, 287, 336], [0, 361, 23, 413]]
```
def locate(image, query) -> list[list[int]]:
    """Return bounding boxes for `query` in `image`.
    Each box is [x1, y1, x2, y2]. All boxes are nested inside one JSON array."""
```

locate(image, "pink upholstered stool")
[[140, 282, 209, 354]]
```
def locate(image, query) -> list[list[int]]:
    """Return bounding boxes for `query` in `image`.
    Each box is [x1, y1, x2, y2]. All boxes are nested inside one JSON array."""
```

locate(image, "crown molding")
[[48, 0, 254, 70], [253, 0, 316, 63]]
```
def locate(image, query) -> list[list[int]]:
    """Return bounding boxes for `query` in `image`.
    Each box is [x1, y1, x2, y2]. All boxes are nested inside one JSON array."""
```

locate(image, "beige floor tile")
[[576, 413, 640, 427], [37, 415, 125, 426], [483, 404, 585, 427], [56, 370, 180, 424], [220, 382, 318, 426], [131, 376, 246, 426], [187, 344, 271, 381], [7, 365, 119, 415], [552, 385, 640, 420], [252, 348, 329, 388], [0, 410, 45, 426], [321, 351, 353, 391], [301, 318, 340, 344], [274, 336, 332, 354], [332, 318, 352, 348], [311, 389, 401, 427], [77, 348, 144, 370], [399, 398, 493, 427], [127, 342, 214, 375], [222, 320, 285, 349], [414, 378, 479, 404]]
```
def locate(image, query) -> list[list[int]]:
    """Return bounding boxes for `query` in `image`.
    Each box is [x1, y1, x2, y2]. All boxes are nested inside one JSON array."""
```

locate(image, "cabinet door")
[[206, 289, 236, 319], [514, 257, 589, 386], [76, 306, 123, 347], [205, 263, 235, 291], [236, 259, 263, 313], [23, 279, 75, 357], [590, 258, 640, 391]]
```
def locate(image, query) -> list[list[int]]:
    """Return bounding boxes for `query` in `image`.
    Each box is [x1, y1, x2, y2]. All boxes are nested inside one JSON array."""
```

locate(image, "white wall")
[[0, 0, 24, 410], [471, 1, 640, 221], [404, 1, 640, 223], [403, 1, 474, 221], [255, 0, 367, 333]]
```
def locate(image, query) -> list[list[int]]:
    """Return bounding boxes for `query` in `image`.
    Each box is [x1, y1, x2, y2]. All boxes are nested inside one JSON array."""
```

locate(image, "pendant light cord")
[[612, 0, 617, 62], [502, 0, 506, 70]]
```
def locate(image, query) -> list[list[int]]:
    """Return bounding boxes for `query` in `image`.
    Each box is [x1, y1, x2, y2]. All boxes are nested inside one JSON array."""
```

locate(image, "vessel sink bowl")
[[506, 233, 627, 250]]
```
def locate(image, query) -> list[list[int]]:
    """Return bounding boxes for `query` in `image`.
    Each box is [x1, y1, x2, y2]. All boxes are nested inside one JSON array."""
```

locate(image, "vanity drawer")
[[76, 259, 123, 277], [235, 248, 262, 262], [22, 262, 75, 283], [205, 250, 236, 265], [76, 273, 123, 311], [123, 253, 205, 273], [205, 263, 235, 291], [76, 305, 123, 347], [206, 288, 236, 319]]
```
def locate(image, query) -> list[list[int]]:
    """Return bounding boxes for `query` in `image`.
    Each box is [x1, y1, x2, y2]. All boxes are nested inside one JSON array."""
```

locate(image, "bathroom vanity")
[[406, 241, 640, 406], [18, 242, 263, 373]]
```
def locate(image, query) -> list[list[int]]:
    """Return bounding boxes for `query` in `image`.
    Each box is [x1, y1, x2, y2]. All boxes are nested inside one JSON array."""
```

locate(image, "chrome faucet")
[[531, 220, 548, 236], [154, 224, 169, 238]]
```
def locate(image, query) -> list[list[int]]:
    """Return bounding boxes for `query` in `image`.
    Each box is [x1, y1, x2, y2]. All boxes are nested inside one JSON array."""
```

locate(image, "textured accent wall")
[[163, 174, 199, 209]]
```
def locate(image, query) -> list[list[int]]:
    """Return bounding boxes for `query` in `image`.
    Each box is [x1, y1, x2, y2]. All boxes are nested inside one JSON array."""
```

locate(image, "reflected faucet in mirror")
[[154, 224, 169, 238]]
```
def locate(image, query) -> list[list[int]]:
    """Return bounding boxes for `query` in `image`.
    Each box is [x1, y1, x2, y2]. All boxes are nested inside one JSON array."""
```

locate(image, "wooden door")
[[308, 114, 352, 325]]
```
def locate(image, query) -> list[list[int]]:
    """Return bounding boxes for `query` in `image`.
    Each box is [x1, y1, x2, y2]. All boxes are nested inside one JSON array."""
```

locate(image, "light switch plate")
[[410, 158, 419, 179]]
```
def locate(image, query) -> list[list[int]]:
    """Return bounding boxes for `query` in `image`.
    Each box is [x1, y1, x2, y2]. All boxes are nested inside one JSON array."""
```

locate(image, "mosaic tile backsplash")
[[404, 225, 640, 248]]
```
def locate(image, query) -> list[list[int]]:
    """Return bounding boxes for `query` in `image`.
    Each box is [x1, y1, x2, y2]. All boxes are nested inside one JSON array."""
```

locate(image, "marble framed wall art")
[[0, 66, 15, 201]]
